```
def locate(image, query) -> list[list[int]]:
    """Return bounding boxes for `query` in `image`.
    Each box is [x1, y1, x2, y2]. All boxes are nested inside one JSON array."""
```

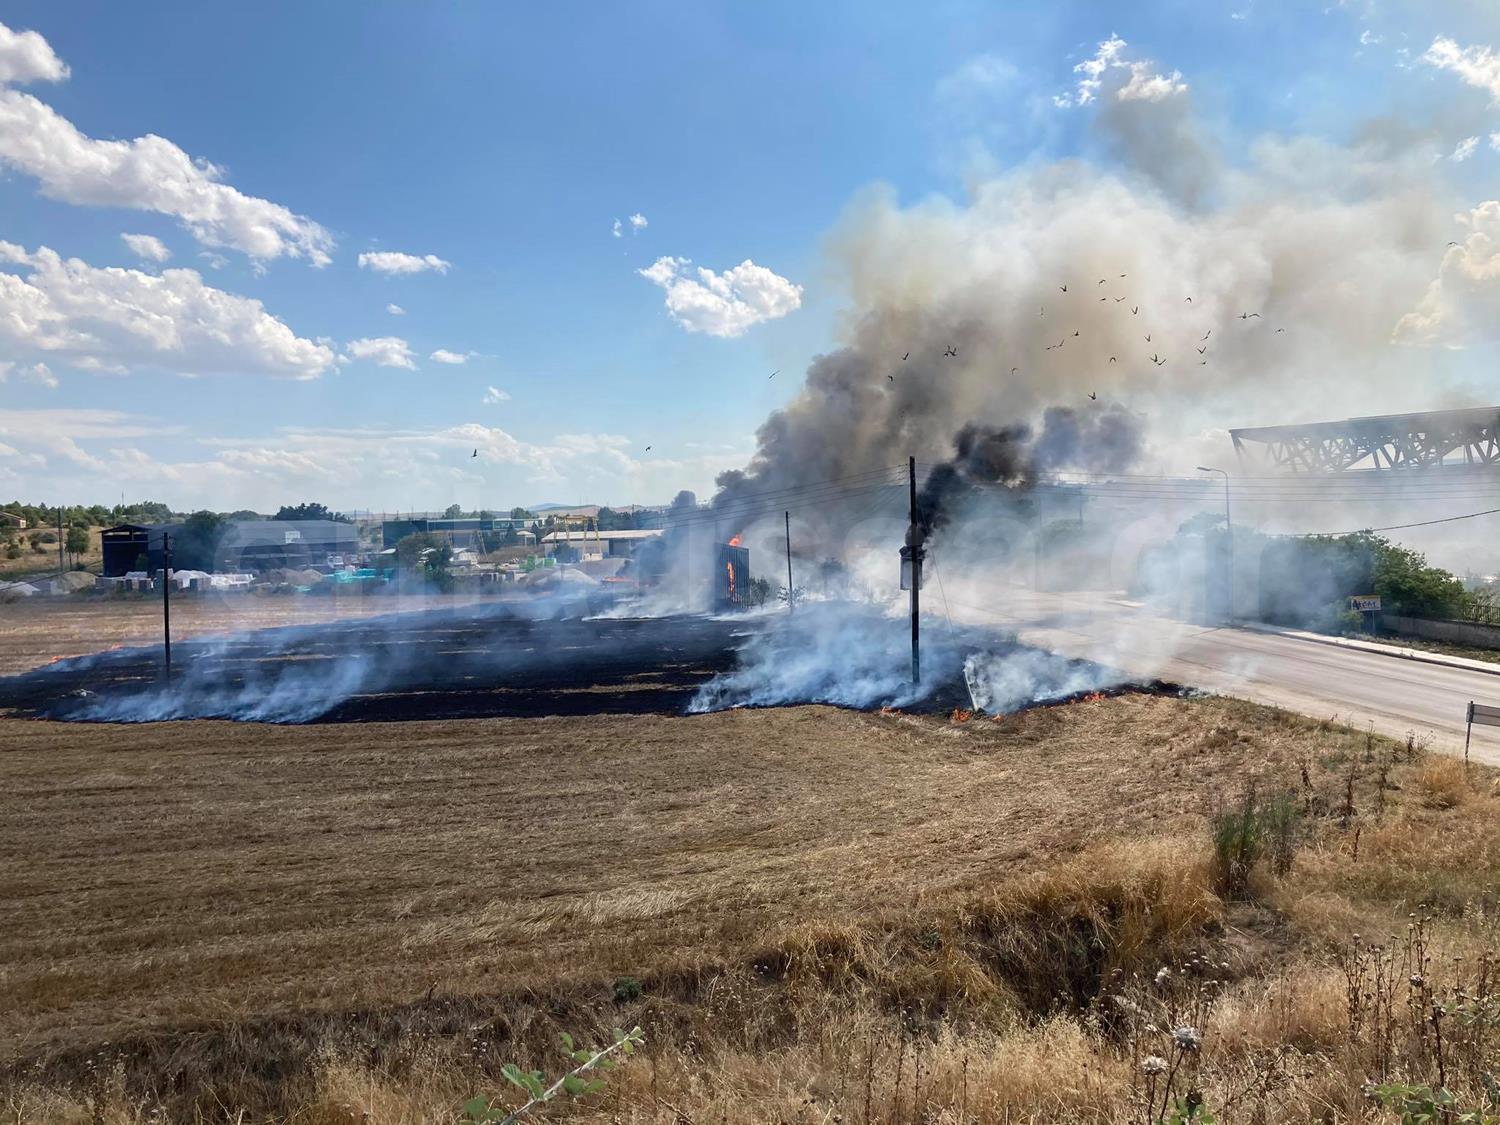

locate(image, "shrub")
[[1414, 757, 1468, 810], [612, 975, 642, 1003], [1210, 787, 1302, 897]]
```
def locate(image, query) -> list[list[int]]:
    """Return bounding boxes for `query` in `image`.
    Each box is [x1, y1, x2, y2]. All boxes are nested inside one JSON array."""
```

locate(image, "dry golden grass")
[[2, 693, 1498, 1123]]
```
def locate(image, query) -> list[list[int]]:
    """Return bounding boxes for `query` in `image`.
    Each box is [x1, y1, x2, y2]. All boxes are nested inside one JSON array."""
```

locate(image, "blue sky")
[[1, 0, 1498, 512]]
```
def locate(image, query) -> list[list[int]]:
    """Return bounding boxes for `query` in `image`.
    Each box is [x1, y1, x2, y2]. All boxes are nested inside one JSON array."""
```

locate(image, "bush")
[[612, 975, 642, 1003], [1210, 786, 1302, 897], [1414, 758, 1469, 809]]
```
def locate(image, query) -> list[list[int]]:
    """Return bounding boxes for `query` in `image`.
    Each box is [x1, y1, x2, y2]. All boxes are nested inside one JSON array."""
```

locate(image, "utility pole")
[[57, 504, 64, 573], [903, 456, 925, 684], [1197, 466, 1233, 622], [784, 510, 794, 613], [161, 531, 173, 684]]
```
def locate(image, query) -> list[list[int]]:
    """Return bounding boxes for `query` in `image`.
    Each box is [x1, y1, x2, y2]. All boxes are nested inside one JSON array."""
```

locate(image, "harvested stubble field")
[[4, 686, 1500, 1124]]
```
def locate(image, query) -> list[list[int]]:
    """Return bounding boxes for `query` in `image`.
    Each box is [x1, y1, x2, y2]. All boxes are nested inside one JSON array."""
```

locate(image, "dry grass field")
[[3, 685, 1500, 1123]]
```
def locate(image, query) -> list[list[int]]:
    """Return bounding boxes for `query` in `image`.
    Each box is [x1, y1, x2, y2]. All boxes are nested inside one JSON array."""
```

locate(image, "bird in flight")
[[644, 445, 652, 453], [1011, 367, 1019, 375], [769, 370, 778, 379], [471, 449, 478, 458], [1114, 296, 1125, 302], [943, 345, 958, 357], [1073, 330, 1080, 337], [1201, 329, 1212, 340], [1197, 346, 1206, 354], [1131, 306, 1139, 315], [1109, 356, 1117, 363], [1239, 312, 1261, 320], [1150, 353, 1164, 366], [902, 352, 909, 361], [1144, 334, 1152, 342], [888, 374, 894, 382], [1098, 279, 1106, 285], [1088, 391, 1097, 400], [1448, 240, 1460, 246], [1184, 297, 1193, 303], [1059, 284, 1068, 292], [1275, 328, 1285, 333]]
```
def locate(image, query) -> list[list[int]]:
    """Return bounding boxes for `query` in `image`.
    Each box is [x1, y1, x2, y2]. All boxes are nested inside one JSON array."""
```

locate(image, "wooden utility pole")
[[57, 505, 64, 573], [907, 456, 923, 685], [784, 510, 794, 613], [161, 531, 173, 684]]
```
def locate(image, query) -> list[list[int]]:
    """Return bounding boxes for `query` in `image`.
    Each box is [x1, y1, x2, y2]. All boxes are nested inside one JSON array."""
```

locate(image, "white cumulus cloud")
[[1452, 136, 1480, 162], [429, 348, 470, 364], [637, 256, 802, 338], [120, 233, 170, 262], [629, 212, 648, 231], [346, 336, 416, 369], [386, 303, 405, 315], [1395, 200, 1500, 347], [482, 385, 510, 404], [0, 243, 335, 379], [1423, 36, 1500, 102], [1054, 35, 1186, 107], [0, 21, 332, 266], [612, 218, 623, 238], [357, 251, 451, 276], [0, 360, 56, 387]]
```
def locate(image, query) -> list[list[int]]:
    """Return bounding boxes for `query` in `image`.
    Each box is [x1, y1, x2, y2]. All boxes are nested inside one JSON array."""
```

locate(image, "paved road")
[[943, 587, 1500, 766]]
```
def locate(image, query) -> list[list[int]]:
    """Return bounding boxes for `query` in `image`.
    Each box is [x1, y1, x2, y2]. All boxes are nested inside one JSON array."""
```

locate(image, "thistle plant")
[[460, 1025, 645, 1124]]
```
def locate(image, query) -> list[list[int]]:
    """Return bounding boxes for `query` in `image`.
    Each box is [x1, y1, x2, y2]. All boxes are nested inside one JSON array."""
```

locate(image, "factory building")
[[101, 520, 360, 576]]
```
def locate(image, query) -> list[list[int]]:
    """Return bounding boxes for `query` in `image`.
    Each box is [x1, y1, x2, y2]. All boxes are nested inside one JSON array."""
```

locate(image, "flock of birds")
[[864, 274, 1290, 404]]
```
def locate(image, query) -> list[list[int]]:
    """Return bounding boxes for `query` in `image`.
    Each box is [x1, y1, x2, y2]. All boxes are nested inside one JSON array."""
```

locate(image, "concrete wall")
[[1382, 614, 1500, 651]]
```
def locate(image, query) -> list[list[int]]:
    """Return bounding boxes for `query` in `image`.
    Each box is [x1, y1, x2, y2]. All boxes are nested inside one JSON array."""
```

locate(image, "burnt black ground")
[[0, 608, 754, 722]]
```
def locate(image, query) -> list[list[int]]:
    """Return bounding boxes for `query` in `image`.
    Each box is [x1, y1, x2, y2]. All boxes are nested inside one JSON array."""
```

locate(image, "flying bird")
[[1059, 284, 1068, 292], [1088, 391, 1097, 400], [1448, 241, 1460, 246], [1011, 367, 1019, 375], [1132, 306, 1139, 315], [1098, 279, 1106, 285], [1108, 356, 1117, 363], [769, 370, 778, 379], [1275, 328, 1285, 333], [944, 345, 958, 357], [471, 449, 478, 458], [888, 374, 894, 382], [1150, 353, 1163, 365], [1144, 334, 1152, 342], [1073, 330, 1080, 337], [1201, 330, 1212, 340], [644, 445, 652, 453], [1197, 346, 1207, 354], [1239, 312, 1261, 319], [1185, 297, 1193, 303], [902, 352, 909, 361], [1114, 296, 1125, 302]]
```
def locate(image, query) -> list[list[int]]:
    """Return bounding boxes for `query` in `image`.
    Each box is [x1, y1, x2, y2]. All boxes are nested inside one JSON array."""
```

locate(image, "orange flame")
[[879, 705, 902, 716], [950, 708, 973, 723], [1083, 691, 1105, 703], [727, 533, 742, 547]]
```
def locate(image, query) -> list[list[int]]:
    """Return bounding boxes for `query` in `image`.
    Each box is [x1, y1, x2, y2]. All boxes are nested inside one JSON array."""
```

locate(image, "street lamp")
[[1197, 466, 1233, 622]]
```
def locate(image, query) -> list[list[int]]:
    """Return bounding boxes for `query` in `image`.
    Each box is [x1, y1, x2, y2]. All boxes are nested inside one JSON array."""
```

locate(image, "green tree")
[[64, 525, 90, 563], [173, 510, 228, 571], [509, 506, 533, 520], [444, 503, 464, 519], [274, 502, 349, 523], [394, 532, 453, 590]]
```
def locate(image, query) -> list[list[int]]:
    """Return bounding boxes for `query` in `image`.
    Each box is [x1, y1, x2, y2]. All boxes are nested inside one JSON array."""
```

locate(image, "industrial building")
[[381, 516, 541, 549], [101, 519, 360, 577], [539, 528, 661, 559]]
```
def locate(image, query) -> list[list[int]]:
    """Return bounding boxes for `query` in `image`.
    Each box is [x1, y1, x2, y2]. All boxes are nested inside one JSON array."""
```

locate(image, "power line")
[[1292, 506, 1500, 537]]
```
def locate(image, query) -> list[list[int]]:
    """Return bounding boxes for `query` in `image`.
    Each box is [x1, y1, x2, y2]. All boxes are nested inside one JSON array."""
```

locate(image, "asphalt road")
[[943, 587, 1500, 766]]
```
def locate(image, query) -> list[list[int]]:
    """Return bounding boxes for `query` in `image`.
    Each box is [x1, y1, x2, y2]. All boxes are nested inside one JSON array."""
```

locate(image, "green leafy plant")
[[1371, 1081, 1499, 1124], [612, 975, 643, 1003], [461, 1025, 644, 1124]]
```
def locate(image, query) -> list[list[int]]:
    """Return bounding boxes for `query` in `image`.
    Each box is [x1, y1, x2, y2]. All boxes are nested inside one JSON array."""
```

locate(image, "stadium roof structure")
[[1230, 407, 1500, 472]]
